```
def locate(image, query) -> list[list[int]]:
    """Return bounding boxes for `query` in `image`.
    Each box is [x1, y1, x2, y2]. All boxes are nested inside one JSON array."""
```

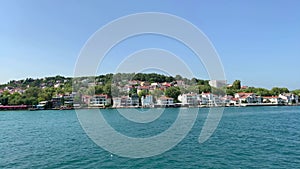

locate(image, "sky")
[[0, 0, 299, 89]]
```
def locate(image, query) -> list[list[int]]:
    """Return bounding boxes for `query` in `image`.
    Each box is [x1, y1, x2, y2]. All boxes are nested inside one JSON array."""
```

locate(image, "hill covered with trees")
[[0, 73, 299, 106]]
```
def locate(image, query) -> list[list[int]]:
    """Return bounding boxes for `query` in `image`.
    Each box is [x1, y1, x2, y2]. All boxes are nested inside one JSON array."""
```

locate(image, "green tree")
[[0, 96, 9, 105], [128, 87, 137, 97], [86, 86, 95, 95], [271, 87, 289, 95], [103, 83, 112, 96], [138, 90, 148, 98], [226, 88, 236, 96], [165, 86, 181, 102], [198, 85, 211, 93], [186, 85, 199, 93], [211, 87, 226, 96], [95, 85, 104, 94], [8, 92, 23, 105], [292, 89, 300, 96], [255, 88, 271, 96], [232, 80, 241, 90], [24, 87, 41, 98], [151, 89, 164, 101]]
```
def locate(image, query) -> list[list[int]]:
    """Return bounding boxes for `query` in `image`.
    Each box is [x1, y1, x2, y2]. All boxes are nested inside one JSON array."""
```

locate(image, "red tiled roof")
[[263, 96, 278, 99], [231, 98, 239, 101], [236, 93, 253, 98], [236, 92, 253, 95], [158, 96, 173, 100]]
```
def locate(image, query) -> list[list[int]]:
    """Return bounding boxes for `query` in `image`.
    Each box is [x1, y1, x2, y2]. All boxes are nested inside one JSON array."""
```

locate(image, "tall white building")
[[209, 80, 227, 88], [141, 95, 154, 107]]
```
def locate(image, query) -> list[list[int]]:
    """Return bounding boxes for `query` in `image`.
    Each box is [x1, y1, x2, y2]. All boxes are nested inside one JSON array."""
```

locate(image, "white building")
[[112, 95, 139, 108], [262, 96, 283, 104], [112, 97, 122, 108], [234, 93, 262, 104], [200, 93, 222, 106], [141, 95, 154, 107], [178, 93, 198, 105], [89, 94, 111, 107], [221, 95, 236, 106], [209, 80, 227, 88], [121, 96, 132, 107], [279, 93, 299, 104], [156, 96, 174, 106]]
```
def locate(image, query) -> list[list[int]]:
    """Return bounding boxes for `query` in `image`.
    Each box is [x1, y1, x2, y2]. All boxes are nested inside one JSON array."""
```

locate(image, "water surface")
[[1, 106, 300, 168]]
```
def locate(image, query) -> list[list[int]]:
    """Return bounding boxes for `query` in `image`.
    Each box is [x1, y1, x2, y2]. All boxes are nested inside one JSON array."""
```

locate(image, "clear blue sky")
[[0, 0, 299, 89]]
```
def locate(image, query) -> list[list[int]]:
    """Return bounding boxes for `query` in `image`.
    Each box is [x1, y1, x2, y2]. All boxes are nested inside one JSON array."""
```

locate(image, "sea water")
[[1, 106, 300, 168]]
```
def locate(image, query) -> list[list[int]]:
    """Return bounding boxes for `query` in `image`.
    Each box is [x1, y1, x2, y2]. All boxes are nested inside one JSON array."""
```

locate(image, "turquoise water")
[[1, 106, 300, 168]]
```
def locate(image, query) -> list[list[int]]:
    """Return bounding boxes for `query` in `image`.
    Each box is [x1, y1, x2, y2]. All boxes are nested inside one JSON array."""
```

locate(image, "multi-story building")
[[234, 93, 262, 104], [156, 96, 174, 106], [209, 80, 227, 88], [89, 94, 111, 107], [141, 95, 154, 107], [178, 93, 198, 105]]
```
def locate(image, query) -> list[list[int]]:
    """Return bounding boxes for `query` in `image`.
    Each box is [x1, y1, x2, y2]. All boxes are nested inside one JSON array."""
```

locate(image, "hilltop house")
[[209, 80, 227, 88], [137, 86, 149, 94]]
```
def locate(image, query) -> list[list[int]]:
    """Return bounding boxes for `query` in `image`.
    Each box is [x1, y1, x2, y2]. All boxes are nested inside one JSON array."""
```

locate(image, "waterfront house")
[[131, 95, 139, 106], [262, 96, 283, 104], [156, 96, 174, 107], [89, 94, 111, 107], [178, 93, 198, 106], [37, 101, 49, 110], [200, 92, 221, 106], [112, 95, 139, 108], [112, 97, 122, 108], [121, 96, 133, 107], [141, 95, 154, 107], [230, 98, 240, 106], [51, 96, 63, 109], [82, 95, 92, 105], [279, 93, 299, 104], [221, 95, 235, 106], [63, 93, 75, 107], [235, 93, 262, 104]]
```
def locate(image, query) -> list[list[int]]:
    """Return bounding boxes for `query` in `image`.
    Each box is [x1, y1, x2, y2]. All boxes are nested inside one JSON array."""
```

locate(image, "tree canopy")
[[165, 86, 181, 103]]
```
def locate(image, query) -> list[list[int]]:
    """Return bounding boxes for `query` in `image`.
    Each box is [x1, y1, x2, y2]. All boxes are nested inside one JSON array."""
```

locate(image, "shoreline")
[[0, 103, 299, 111]]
